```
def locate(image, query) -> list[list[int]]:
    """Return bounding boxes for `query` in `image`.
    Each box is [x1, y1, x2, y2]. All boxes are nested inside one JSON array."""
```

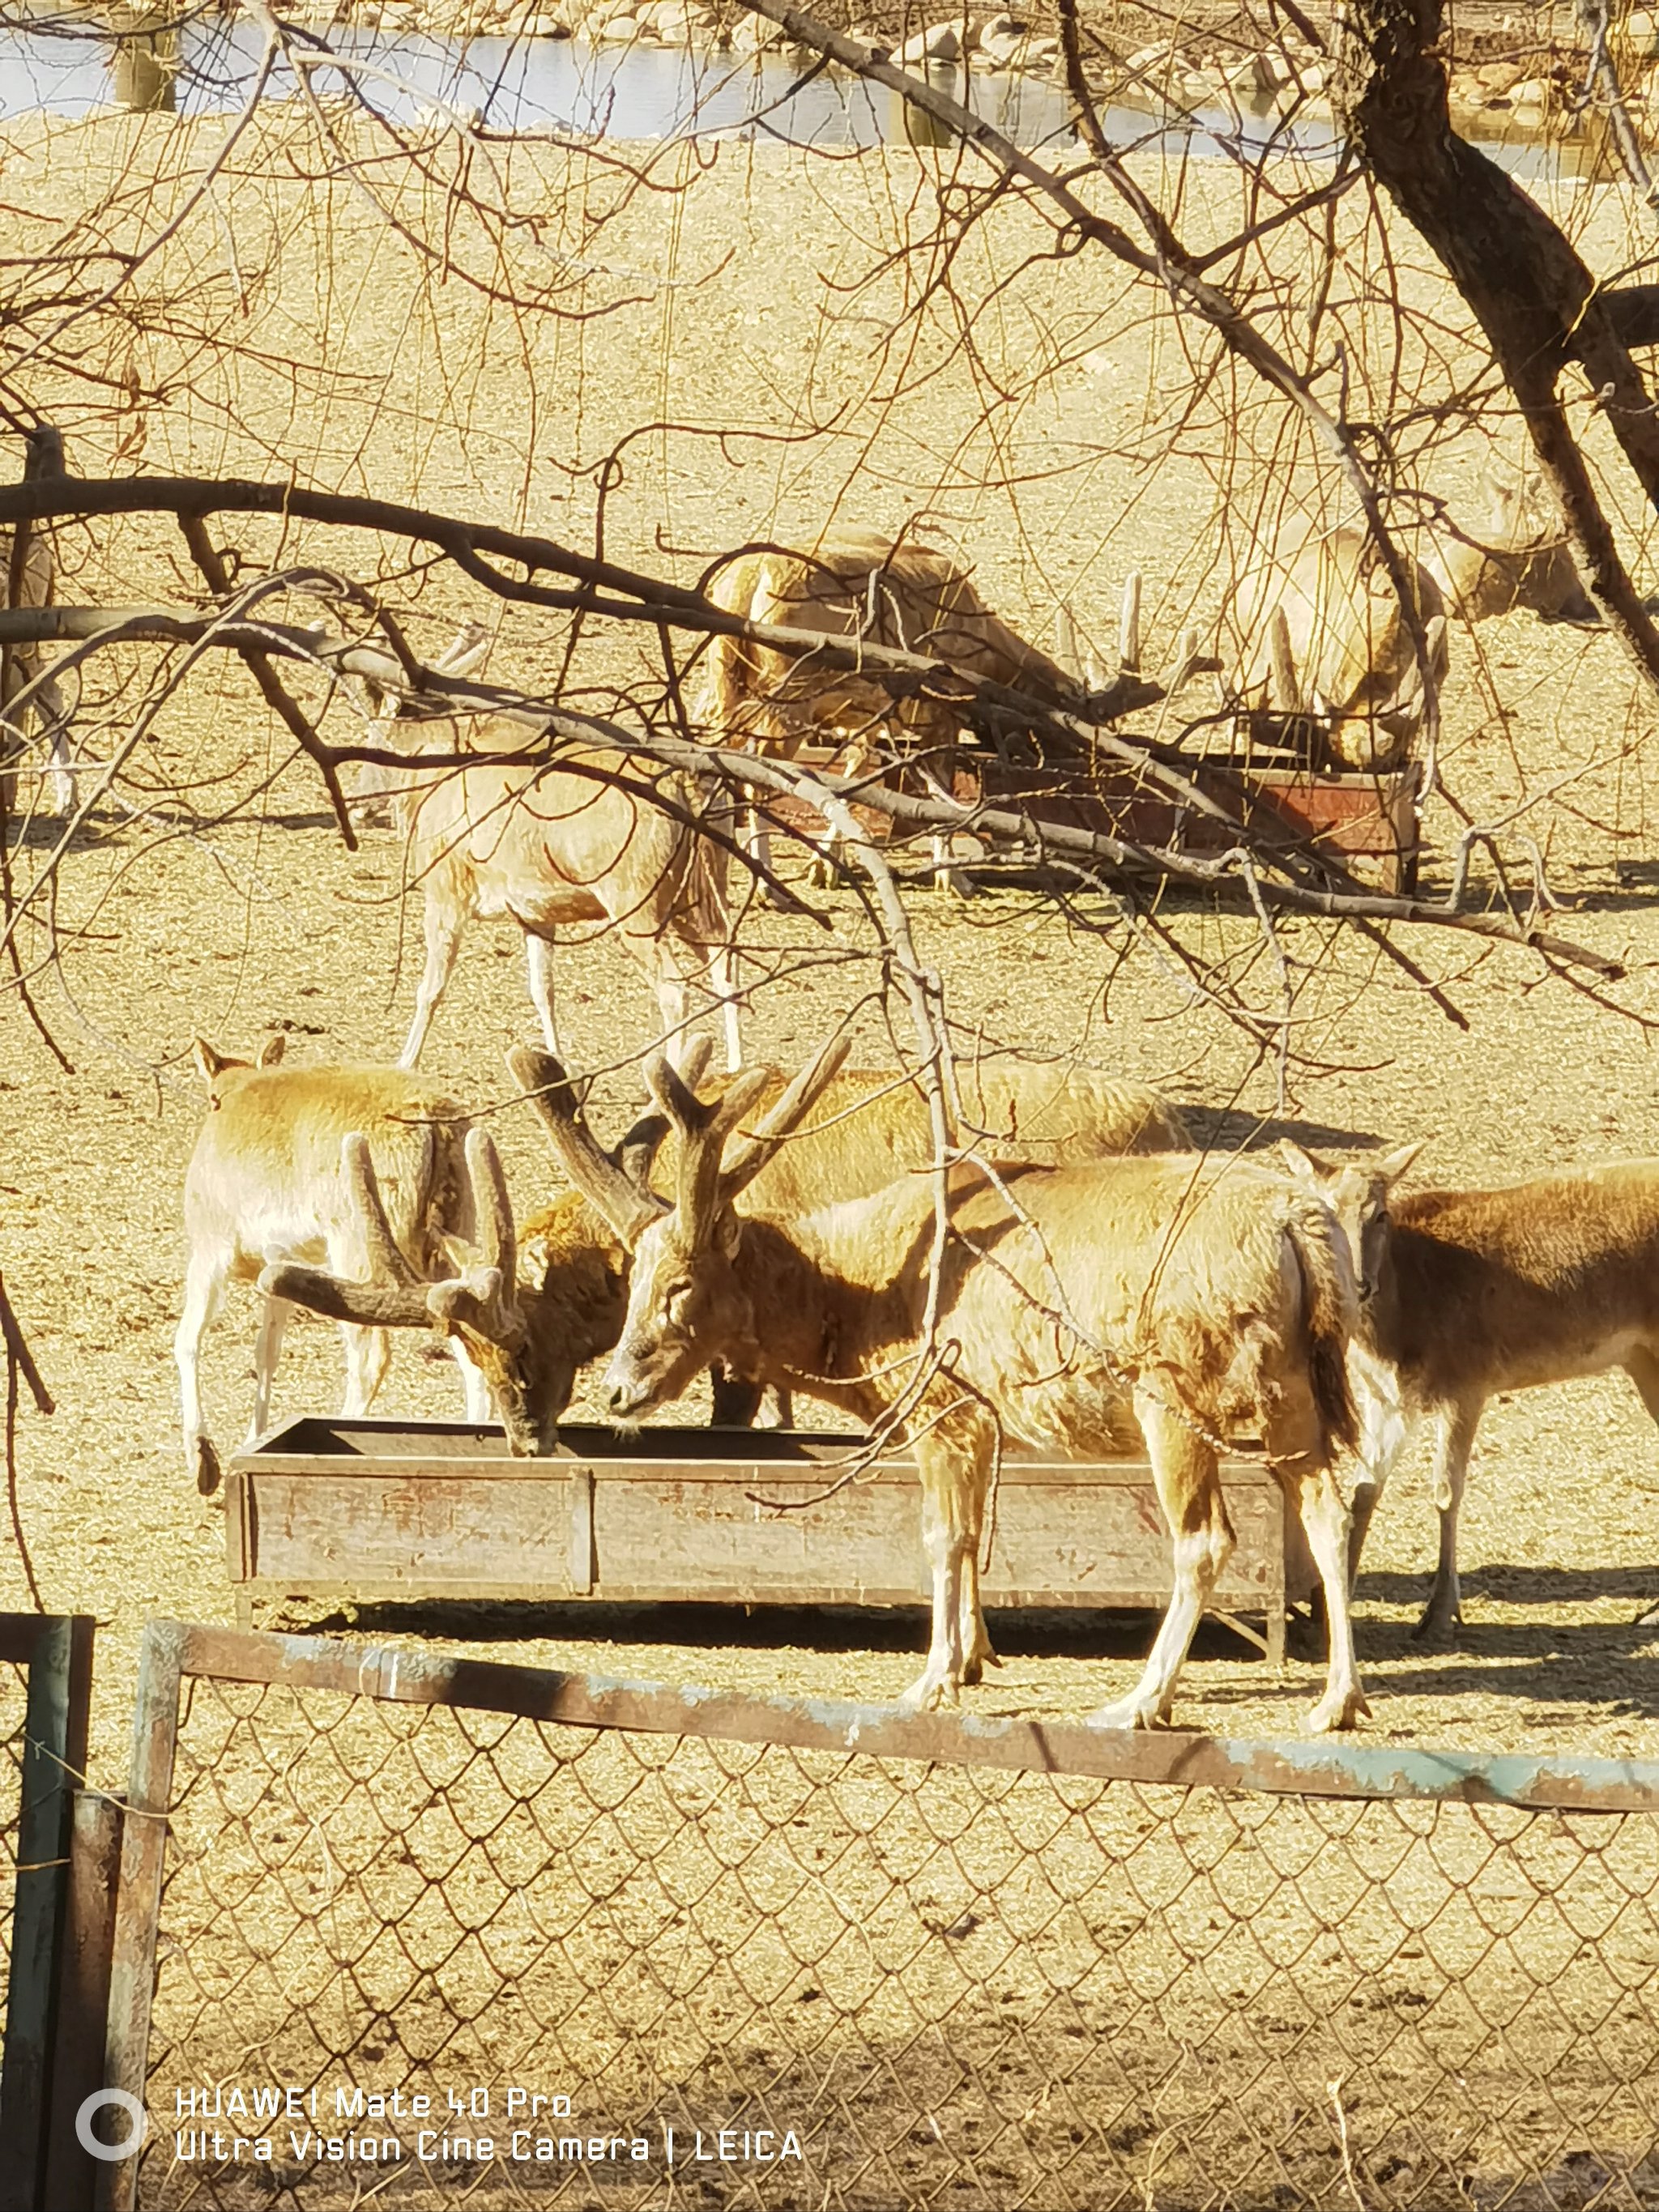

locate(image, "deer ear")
[[716, 1205, 742, 1260], [1278, 1140, 1325, 1184], [1375, 1140, 1427, 1189], [191, 1036, 232, 1085], [257, 1034, 287, 1068]]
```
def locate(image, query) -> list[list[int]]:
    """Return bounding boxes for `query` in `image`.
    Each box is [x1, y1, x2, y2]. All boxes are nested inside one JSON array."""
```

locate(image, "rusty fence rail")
[[94, 1621, 1659, 2211], [0, 1613, 95, 2212]]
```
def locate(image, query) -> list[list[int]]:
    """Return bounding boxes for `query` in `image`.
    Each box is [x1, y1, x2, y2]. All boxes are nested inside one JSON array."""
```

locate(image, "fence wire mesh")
[[120, 1639, 1659, 2212]]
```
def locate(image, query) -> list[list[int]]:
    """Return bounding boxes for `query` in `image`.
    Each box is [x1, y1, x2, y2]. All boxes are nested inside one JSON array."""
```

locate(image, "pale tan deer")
[[540, 1038, 1375, 1733], [1222, 471, 1596, 769], [510, 1041, 1188, 1425], [696, 526, 1144, 888], [1286, 1140, 1659, 1642], [177, 1037, 628, 1494], [1, 526, 73, 814], [355, 714, 741, 1072]]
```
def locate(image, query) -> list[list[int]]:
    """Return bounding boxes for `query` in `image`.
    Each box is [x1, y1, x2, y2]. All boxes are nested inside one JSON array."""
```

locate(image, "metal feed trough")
[[227, 1418, 1316, 1664]]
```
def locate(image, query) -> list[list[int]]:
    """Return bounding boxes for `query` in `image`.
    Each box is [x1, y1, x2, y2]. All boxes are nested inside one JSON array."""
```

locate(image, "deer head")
[[258, 1125, 544, 1452], [599, 1034, 851, 1421], [1279, 1138, 1427, 1305], [192, 1032, 284, 1108]]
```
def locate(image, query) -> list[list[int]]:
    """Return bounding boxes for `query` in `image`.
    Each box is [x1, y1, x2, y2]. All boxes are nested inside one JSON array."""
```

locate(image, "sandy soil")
[[2, 107, 1659, 1794]]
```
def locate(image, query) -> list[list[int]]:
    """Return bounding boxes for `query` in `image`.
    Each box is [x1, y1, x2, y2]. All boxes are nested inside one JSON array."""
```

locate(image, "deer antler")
[[343, 1133, 424, 1288], [509, 1044, 667, 1248], [719, 1034, 854, 1198], [643, 1055, 775, 1239], [255, 1130, 441, 1329]]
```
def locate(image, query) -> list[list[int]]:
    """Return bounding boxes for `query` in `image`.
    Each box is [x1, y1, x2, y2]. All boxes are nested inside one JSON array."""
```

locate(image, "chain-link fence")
[[105, 1624, 1659, 2212]]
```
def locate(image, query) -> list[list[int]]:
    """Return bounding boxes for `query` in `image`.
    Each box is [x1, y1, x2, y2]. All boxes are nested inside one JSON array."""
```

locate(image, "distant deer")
[[352, 708, 741, 1073], [177, 1036, 630, 1494], [539, 1037, 1375, 1733], [1222, 470, 1597, 769], [1286, 1140, 1659, 1643], [1, 526, 74, 814], [696, 526, 1149, 888]]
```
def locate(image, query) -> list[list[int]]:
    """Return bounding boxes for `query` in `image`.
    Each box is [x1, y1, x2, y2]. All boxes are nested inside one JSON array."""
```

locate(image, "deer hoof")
[[1087, 1694, 1168, 1732], [1307, 1686, 1370, 1735], [898, 1669, 957, 1714], [1410, 1601, 1465, 1648], [193, 1437, 223, 1498]]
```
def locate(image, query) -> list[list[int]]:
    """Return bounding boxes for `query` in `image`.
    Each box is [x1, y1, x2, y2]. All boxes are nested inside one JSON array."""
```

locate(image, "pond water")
[[0, 5, 1327, 158], [0, 2, 1610, 185]]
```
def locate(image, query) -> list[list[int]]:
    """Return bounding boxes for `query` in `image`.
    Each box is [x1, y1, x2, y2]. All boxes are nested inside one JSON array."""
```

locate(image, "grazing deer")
[[510, 1042, 1188, 1426], [1, 526, 74, 815], [539, 1038, 1375, 1733], [353, 712, 741, 1073], [177, 1037, 625, 1493], [1286, 1140, 1659, 1642], [696, 526, 1147, 889], [1222, 470, 1597, 769]]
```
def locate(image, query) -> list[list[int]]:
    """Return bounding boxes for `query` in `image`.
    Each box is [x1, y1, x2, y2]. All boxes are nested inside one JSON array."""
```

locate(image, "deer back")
[[185, 1062, 471, 1274]]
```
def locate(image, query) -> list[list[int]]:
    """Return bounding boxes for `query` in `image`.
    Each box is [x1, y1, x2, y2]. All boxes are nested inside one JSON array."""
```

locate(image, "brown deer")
[[510, 1041, 1188, 1426], [696, 526, 1147, 888], [177, 1038, 629, 1493], [540, 1038, 1375, 1733], [354, 714, 742, 1072], [1222, 471, 1596, 769], [1285, 1140, 1659, 1642]]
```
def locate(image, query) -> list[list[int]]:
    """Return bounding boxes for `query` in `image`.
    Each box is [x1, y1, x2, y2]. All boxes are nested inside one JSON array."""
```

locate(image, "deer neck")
[[1430, 532, 1525, 622], [732, 1205, 927, 1424]]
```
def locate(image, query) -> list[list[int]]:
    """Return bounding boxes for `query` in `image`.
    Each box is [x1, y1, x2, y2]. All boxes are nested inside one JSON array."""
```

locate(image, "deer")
[[509, 1041, 1188, 1426], [177, 1035, 629, 1494], [537, 1036, 1377, 1733], [694, 526, 1152, 890], [1284, 1140, 1659, 1643], [352, 706, 742, 1074], [1, 525, 74, 815], [1222, 469, 1597, 770]]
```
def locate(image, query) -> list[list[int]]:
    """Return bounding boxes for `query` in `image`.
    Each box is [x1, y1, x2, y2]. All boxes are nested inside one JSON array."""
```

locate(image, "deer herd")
[[7, 471, 1640, 1737]]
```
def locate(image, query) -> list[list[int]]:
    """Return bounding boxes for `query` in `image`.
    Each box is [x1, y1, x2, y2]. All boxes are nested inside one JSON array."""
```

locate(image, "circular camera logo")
[[76, 2089, 147, 2161]]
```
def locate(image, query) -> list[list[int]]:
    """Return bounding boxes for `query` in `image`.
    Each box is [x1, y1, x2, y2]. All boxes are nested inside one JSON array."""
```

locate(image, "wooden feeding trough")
[[757, 743, 1422, 895], [226, 1418, 1317, 1664]]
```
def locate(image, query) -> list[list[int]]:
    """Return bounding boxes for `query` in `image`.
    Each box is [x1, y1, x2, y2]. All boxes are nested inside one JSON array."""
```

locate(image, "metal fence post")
[[0, 1614, 93, 2212], [95, 1621, 186, 2212]]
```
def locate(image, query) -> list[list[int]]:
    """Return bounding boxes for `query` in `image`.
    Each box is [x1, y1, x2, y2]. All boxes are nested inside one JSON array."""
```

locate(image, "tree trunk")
[[1333, 0, 1659, 689]]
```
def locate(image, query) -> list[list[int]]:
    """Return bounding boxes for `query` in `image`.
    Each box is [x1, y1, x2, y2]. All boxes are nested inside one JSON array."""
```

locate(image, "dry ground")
[[2, 107, 1659, 1788]]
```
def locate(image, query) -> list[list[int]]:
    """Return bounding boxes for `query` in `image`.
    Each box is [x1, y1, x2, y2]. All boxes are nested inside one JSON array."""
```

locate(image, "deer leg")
[[339, 1323, 393, 1415], [958, 1542, 1000, 1686], [399, 896, 463, 1069], [524, 931, 560, 1056], [1290, 1463, 1369, 1734], [1346, 1340, 1410, 1592], [710, 942, 743, 1072], [760, 1386, 793, 1430], [654, 969, 694, 1075], [448, 1336, 495, 1426], [899, 1441, 981, 1713], [245, 1293, 292, 1445], [1415, 1398, 1481, 1644], [1090, 1394, 1230, 1730], [176, 1247, 230, 1496], [709, 1364, 764, 1426]]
